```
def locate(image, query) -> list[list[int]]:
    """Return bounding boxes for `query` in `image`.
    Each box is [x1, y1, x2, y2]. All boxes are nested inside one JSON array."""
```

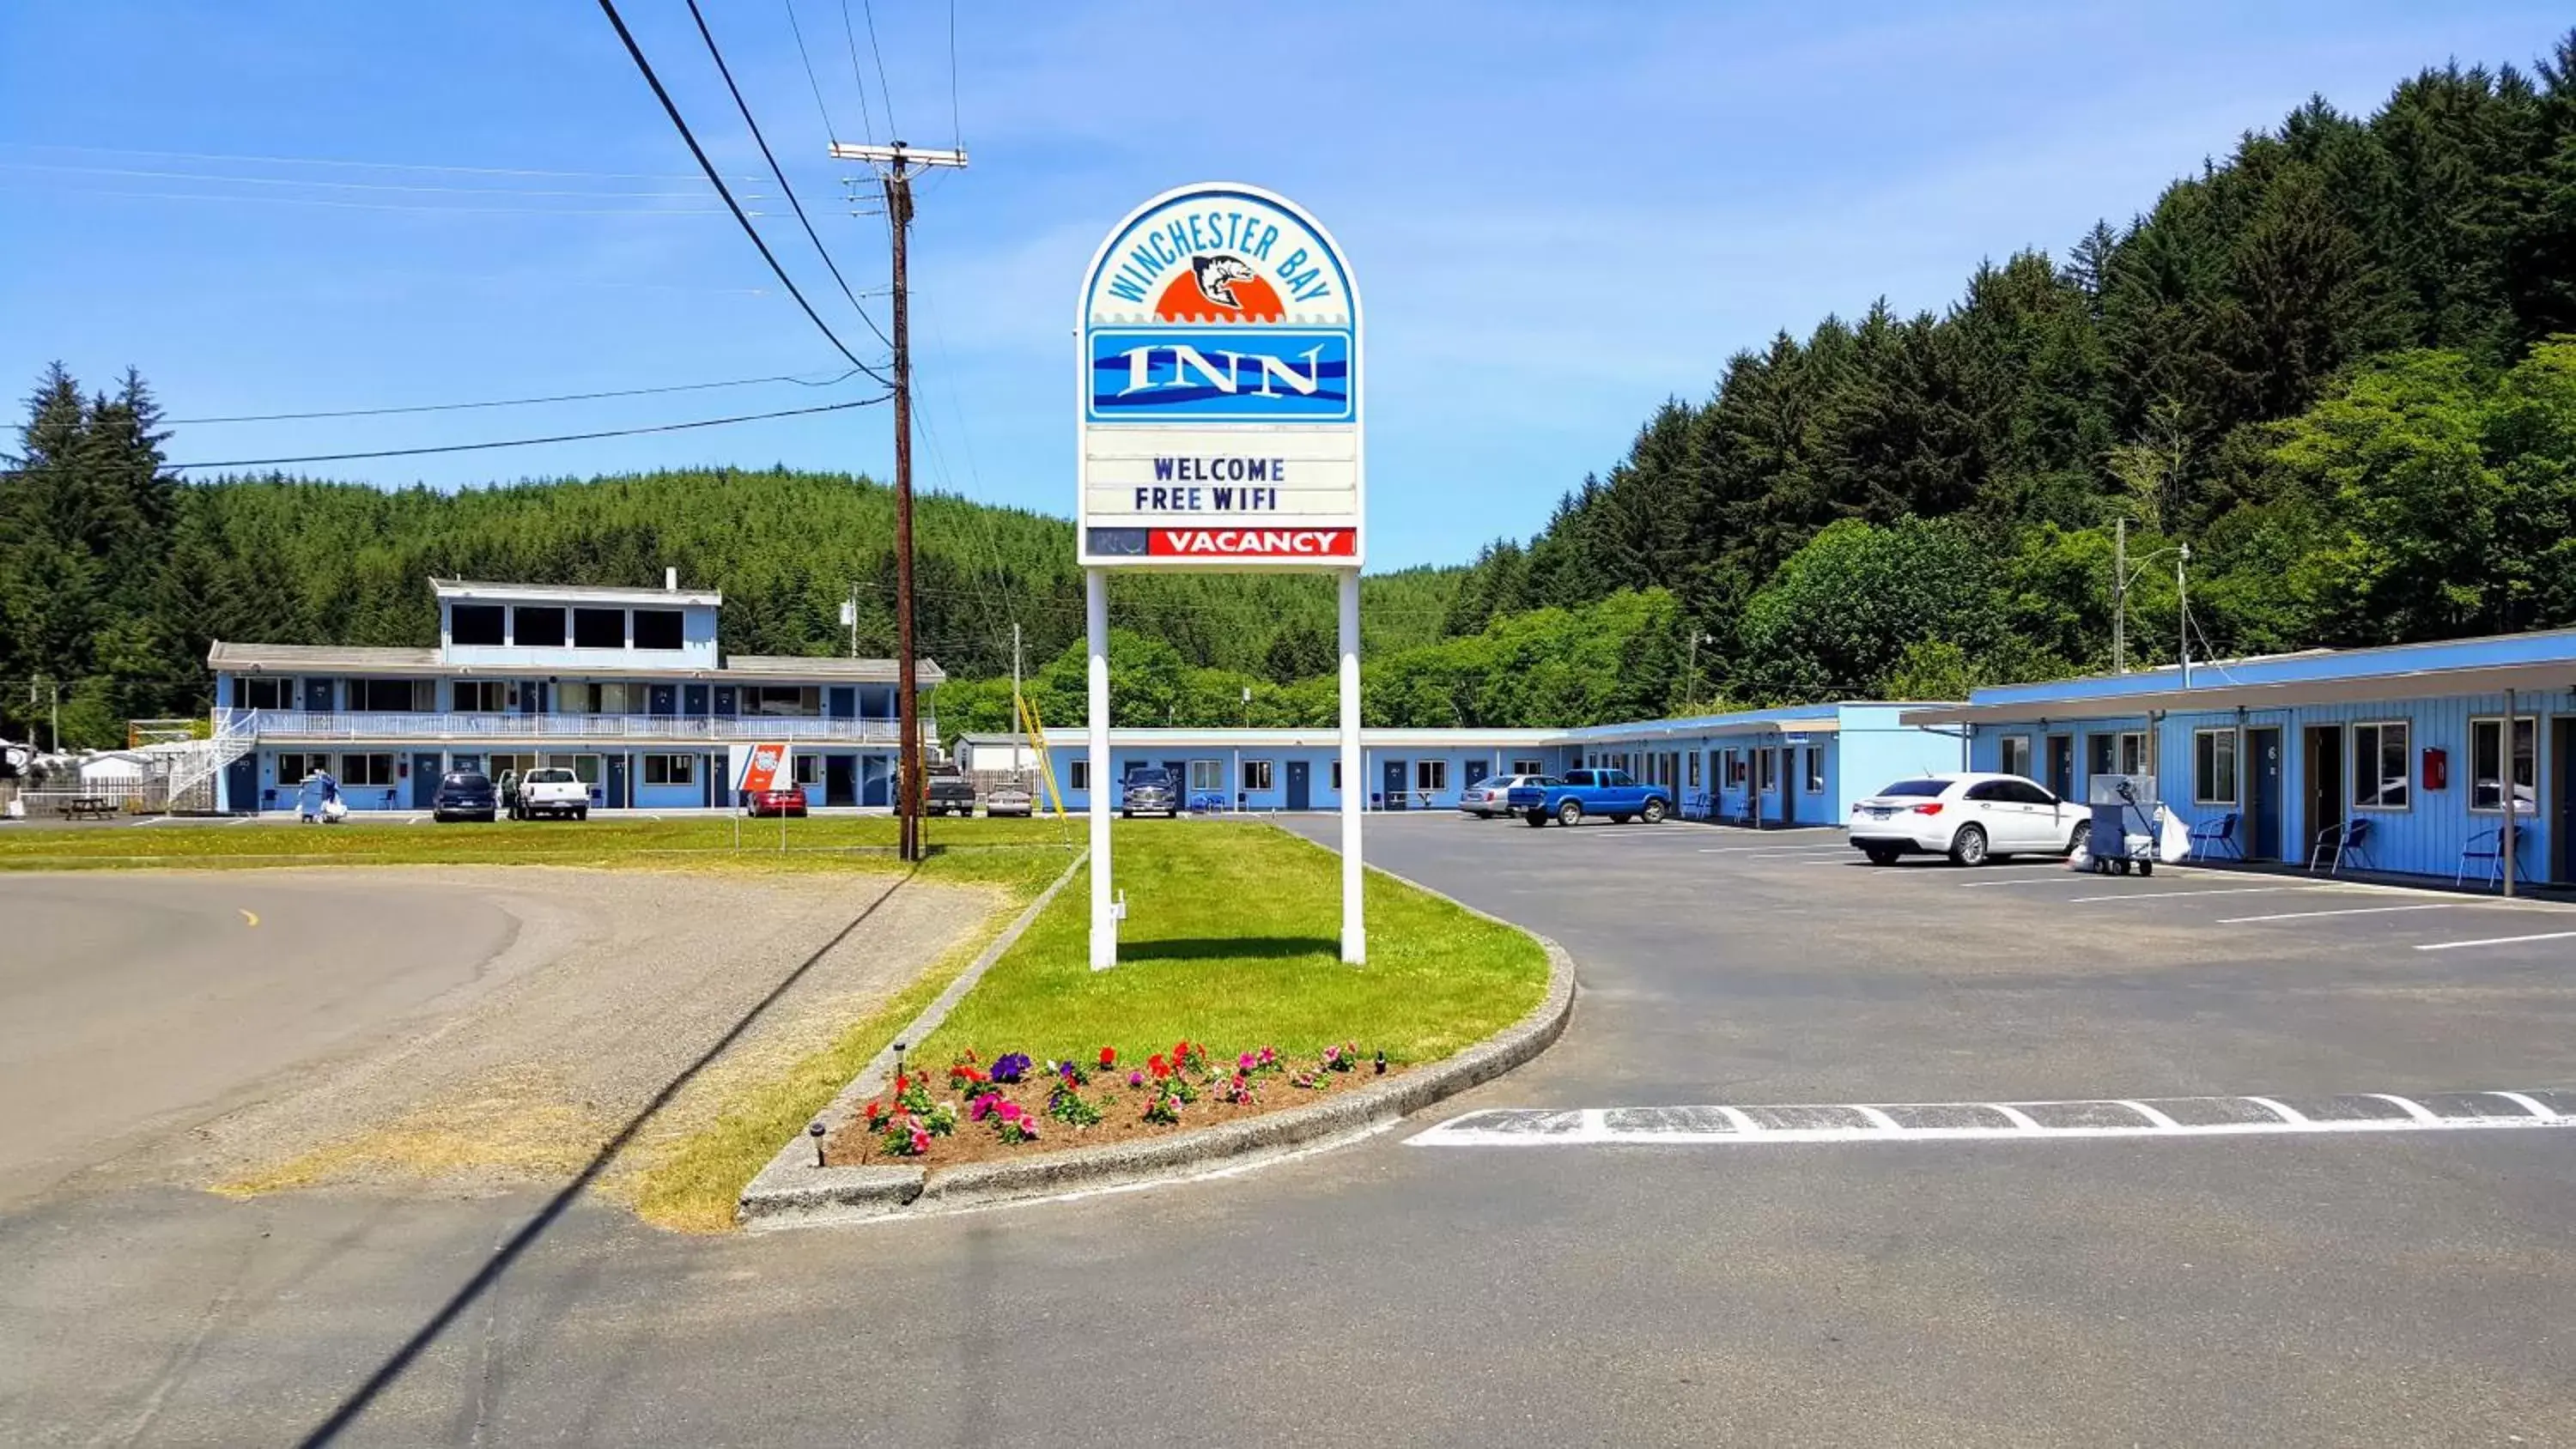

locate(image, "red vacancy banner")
[[1148, 528, 1356, 559]]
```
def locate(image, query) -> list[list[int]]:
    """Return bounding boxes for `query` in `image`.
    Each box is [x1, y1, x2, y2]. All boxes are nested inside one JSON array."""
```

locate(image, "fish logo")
[[1153, 252, 1285, 322]]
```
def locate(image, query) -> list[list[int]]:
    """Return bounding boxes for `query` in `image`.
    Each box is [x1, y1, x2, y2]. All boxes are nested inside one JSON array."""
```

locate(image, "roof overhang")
[[432, 579, 724, 608], [1902, 659, 2576, 728]]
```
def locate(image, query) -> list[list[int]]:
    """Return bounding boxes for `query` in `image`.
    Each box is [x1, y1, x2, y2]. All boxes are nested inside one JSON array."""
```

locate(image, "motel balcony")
[[218, 707, 933, 748]]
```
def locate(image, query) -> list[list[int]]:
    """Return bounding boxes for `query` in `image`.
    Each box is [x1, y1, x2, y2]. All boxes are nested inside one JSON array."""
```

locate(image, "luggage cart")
[[2086, 773, 2166, 876]]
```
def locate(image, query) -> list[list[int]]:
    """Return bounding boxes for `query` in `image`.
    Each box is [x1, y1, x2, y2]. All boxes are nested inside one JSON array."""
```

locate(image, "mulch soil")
[[823, 1055, 1406, 1169]]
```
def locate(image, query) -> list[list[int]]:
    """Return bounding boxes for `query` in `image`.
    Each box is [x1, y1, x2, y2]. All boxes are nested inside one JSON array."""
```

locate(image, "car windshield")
[[441, 773, 489, 789], [1877, 779, 1949, 797], [1129, 770, 1171, 787], [526, 768, 577, 784]]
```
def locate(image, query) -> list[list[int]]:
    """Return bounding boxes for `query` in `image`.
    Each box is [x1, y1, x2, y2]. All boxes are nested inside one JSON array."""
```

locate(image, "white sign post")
[[1077, 183, 1365, 969]]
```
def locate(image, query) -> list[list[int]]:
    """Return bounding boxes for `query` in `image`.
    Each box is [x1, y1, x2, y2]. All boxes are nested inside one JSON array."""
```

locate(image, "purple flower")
[[990, 1052, 1033, 1084]]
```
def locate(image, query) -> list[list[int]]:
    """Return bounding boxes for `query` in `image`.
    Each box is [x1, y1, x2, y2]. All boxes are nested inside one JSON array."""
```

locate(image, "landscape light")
[[807, 1120, 826, 1167]]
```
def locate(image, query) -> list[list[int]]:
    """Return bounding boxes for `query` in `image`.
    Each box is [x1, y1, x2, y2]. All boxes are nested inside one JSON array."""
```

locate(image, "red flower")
[[864, 1100, 882, 1122], [1149, 1054, 1170, 1079], [1099, 1046, 1117, 1068], [894, 1071, 908, 1093]]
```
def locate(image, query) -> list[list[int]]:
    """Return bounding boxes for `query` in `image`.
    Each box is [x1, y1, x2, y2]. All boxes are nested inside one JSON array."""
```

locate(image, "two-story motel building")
[[205, 576, 939, 814]]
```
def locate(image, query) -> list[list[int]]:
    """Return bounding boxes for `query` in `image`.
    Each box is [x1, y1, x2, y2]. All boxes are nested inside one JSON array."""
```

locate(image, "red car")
[[747, 787, 809, 818]]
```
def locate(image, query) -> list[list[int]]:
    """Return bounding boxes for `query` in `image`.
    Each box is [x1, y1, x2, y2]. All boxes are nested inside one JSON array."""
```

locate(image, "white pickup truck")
[[513, 767, 590, 822]]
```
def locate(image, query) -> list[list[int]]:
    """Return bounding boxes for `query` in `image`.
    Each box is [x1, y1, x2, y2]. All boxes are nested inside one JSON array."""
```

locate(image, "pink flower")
[[996, 1101, 1022, 1122], [1238, 1052, 1256, 1073], [1127, 1070, 1144, 1088]]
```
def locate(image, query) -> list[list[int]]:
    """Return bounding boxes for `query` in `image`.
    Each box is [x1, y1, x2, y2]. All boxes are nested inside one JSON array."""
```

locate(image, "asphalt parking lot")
[[6, 814, 2574, 1445]]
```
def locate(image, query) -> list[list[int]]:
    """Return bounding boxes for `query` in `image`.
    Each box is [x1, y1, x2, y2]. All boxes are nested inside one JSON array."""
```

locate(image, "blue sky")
[[3, 2, 2566, 570]]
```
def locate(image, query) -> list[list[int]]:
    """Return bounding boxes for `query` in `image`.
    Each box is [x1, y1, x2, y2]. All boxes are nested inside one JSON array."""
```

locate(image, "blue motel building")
[[201, 577, 939, 814], [1904, 627, 2576, 885]]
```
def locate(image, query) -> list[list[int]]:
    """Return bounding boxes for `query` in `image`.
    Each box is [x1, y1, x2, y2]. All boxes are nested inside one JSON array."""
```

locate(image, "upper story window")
[[239, 676, 293, 710], [513, 606, 565, 647], [573, 608, 625, 649], [632, 609, 683, 651], [450, 604, 505, 646], [454, 681, 507, 712], [744, 685, 822, 717], [348, 678, 430, 712]]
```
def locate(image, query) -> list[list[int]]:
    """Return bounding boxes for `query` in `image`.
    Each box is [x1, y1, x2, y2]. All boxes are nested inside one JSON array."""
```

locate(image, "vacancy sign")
[[1077, 183, 1362, 568]]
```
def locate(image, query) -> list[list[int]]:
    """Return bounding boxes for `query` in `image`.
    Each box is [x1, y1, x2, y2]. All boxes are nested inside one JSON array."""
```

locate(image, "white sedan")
[[1459, 773, 1546, 818], [1848, 772, 2093, 867]]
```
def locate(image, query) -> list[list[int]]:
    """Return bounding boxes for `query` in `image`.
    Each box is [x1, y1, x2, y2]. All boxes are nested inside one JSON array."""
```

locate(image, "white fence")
[[221, 708, 931, 747]]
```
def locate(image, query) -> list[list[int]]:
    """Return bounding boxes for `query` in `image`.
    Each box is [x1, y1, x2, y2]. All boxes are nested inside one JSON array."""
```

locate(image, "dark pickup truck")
[[1505, 767, 1674, 828], [924, 769, 979, 816]]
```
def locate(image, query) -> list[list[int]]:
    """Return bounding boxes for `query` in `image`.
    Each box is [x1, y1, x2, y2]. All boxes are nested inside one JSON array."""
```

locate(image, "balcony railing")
[[218, 707, 930, 747]]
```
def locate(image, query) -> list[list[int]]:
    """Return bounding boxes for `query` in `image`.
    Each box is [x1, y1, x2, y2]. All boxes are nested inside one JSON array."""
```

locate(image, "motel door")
[[1776, 750, 1795, 827], [2247, 727, 2283, 861], [410, 753, 440, 809], [824, 755, 856, 808], [1285, 760, 1311, 810], [2303, 726, 2343, 855], [2046, 735, 2075, 802], [1382, 759, 1406, 810]]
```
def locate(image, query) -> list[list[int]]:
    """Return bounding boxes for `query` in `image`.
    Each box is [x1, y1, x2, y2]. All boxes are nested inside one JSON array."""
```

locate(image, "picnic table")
[[64, 795, 117, 820]]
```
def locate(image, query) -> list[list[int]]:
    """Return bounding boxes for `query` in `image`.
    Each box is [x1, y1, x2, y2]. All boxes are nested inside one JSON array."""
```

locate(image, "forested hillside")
[[9, 34, 2576, 748], [1442, 36, 2576, 707]]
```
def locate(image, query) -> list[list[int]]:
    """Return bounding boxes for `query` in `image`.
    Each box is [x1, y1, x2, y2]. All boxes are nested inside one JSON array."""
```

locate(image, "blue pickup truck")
[[1506, 768, 1674, 828]]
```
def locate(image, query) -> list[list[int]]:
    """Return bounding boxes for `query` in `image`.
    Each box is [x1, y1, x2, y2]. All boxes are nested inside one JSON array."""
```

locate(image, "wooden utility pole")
[[829, 140, 967, 862]]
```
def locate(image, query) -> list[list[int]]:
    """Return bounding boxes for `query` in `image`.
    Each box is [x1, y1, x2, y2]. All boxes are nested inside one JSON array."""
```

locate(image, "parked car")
[[1121, 767, 1179, 819], [429, 771, 497, 823], [1847, 772, 2091, 866], [924, 768, 978, 817], [1458, 773, 1545, 818], [747, 786, 808, 818], [514, 767, 589, 822], [1506, 768, 1672, 827], [983, 782, 1034, 818]]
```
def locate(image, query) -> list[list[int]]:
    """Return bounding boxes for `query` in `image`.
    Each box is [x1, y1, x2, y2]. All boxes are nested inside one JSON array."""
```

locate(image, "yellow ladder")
[[1016, 694, 1069, 821]]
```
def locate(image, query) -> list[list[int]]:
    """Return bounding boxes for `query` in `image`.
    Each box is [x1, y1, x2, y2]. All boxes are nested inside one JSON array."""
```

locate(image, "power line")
[[165, 394, 890, 470], [837, 0, 879, 142], [683, 0, 895, 353], [169, 368, 865, 425], [3, 185, 732, 217], [782, 0, 842, 139], [0, 141, 736, 182], [947, 0, 962, 149], [860, 0, 898, 136], [0, 161, 738, 199], [593, 0, 889, 384]]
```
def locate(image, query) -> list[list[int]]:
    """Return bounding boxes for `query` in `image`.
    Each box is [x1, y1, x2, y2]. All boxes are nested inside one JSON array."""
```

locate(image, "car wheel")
[[1948, 823, 1989, 867], [1121, 809, 1132, 820], [1863, 844, 1899, 865], [575, 808, 588, 822], [2067, 821, 2092, 858], [1641, 798, 1668, 824], [1557, 800, 1583, 828], [1522, 810, 1548, 828]]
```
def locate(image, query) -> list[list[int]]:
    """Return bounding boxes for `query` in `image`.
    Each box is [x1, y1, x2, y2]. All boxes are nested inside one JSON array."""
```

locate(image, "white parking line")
[[2061, 885, 2335, 904], [2415, 930, 2576, 952], [2217, 902, 2473, 925], [1697, 844, 1847, 854], [1411, 1088, 2576, 1148]]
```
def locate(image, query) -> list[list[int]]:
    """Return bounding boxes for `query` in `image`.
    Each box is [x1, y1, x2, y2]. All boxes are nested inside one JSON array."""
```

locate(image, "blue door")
[[224, 754, 258, 814], [605, 755, 626, 809], [304, 677, 333, 712], [1285, 760, 1310, 810], [1382, 759, 1406, 809], [2248, 727, 2282, 861], [828, 687, 855, 719], [410, 753, 440, 809], [649, 684, 677, 716]]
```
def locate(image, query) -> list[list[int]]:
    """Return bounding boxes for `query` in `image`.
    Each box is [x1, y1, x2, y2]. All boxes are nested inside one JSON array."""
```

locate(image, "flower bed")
[[823, 1040, 1398, 1169]]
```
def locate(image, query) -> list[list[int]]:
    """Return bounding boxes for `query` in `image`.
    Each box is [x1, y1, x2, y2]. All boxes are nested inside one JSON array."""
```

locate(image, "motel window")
[[558, 683, 642, 714], [1758, 749, 1777, 791], [450, 603, 505, 646], [2470, 717, 2537, 814], [1999, 735, 2032, 780], [513, 606, 565, 647], [2351, 721, 2410, 810], [1070, 761, 1090, 791], [1331, 761, 1342, 791], [240, 676, 293, 710], [2087, 733, 2116, 777], [489, 753, 538, 786], [1188, 760, 1224, 794], [745, 685, 823, 717], [339, 753, 395, 786], [1804, 746, 1825, 794], [632, 609, 683, 651], [2118, 731, 2146, 775], [276, 752, 323, 782], [1242, 759, 1275, 792], [348, 678, 430, 712], [1511, 758, 1545, 777], [1726, 749, 1746, 787], [642, 754, 695, 786], [1416, 760, 1448, 794], [542, 754, 604, 785], [572, 608, 626, 649], [1686, 753, 1702, 790], [2193, 728, 2238, 806], [793, 754, 823, 786], [454, 680, 507, 712]]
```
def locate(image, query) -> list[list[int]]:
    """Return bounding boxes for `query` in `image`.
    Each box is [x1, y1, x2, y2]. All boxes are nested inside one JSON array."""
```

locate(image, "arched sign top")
[[1077, 183, 1364, 570], [1080, 183, 1360, 333]]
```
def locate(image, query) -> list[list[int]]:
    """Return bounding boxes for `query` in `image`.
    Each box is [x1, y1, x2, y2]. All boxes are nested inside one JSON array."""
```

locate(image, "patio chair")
[[2187, 812, 2243, 861], [2456, 821, 2530, 890], [1685, 790, 1711, 821], [2308, 817, 2372, 876]]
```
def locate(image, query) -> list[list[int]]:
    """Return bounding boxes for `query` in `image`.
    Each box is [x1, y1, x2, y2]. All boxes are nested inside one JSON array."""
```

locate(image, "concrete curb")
[[738, 907, 1576, 1228], [734, 847, 1087, 1227]]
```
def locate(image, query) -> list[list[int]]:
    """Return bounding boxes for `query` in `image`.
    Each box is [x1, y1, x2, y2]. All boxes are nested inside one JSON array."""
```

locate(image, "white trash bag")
[[320, 796, 349, 823]]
